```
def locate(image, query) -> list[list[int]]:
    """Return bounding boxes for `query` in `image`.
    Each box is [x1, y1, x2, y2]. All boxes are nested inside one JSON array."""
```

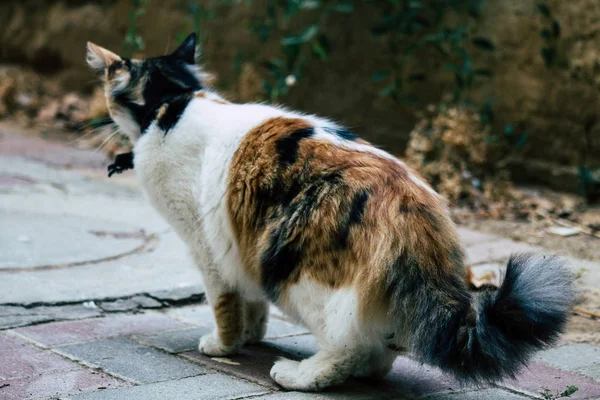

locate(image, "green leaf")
[[281, 24, 319, 46], [560, 385, 579, 397], [540, 28, 551, 39], [472, 37, 496, 51], [370, 71, 390, 82], [312, 41, 329, 61], [424, 32, 445, 42], [552, 19, 561, 37], [408, 1, 424, 9], [504, 124, 514, 136], [541, 47, 555, 66], [473, 68, 493, 77], [408, 73, 426, 81], [300, 0, 321, 10], [379, 84, 396, 98], [333, 2, 354, 13], [515, 131, 530, 148], [537, 2, 551, 17], [443, 64, 459, 72]]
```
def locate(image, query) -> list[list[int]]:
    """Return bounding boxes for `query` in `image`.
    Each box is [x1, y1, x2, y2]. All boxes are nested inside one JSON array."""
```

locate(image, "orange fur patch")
[[227, 117, 465, 322], [213, 292, 243, 346]]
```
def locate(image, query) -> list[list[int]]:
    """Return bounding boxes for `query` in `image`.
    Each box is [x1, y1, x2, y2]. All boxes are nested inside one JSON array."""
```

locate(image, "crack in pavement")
[[0, 231, 160, 273]]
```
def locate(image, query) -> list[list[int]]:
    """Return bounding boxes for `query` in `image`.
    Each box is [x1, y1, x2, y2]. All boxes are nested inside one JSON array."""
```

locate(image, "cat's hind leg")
[[243, 300, 268, 344], [269, 283, 378, 391], [352, 346, 398, 379]]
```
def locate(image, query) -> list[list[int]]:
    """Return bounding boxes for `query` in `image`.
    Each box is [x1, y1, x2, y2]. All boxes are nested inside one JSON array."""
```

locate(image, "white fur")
[[125, 94, 414, 390]]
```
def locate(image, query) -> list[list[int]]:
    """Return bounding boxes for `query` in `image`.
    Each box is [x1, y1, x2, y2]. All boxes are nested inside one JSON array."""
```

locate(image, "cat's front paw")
[[271, 358, 318, 391], [107, 163, 123, 177], [198, 332, 239, 357]]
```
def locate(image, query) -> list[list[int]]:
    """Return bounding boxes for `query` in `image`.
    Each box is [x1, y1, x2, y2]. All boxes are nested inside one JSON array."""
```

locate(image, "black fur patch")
[[324, 126, 359, 141], [260, 224, 304, 302], [258, 171, 344, 300], [275, 128, 314, 167], [337, 189, 369, 248], [112, 41, 202, 136], [388, 251, 574, 384], [107, 152, 134, 177], [157, 94, 192, 134]]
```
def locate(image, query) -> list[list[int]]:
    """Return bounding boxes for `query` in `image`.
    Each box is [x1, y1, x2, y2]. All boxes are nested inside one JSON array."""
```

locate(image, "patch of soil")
[[566, 289, 600, 345], [461, 204, 600, 263]]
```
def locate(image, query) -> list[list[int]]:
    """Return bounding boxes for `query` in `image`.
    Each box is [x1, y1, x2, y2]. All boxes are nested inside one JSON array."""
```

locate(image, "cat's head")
[[86, 33, 206, 143]]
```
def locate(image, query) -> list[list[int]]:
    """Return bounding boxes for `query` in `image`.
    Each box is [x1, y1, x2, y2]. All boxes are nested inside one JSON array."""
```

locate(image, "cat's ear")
[[87, 42, 121, 74], [171, 33, 197, 64]]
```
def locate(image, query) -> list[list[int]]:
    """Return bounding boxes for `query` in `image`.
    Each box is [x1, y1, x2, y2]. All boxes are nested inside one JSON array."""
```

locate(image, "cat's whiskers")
[[91, 125, 120, 155]]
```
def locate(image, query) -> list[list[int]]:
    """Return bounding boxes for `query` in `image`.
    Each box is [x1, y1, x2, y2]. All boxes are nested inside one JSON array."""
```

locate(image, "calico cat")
[[87, 34, 574, 391]]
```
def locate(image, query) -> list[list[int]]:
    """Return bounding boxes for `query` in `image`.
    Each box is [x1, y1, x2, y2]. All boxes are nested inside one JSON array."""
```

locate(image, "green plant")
[[243, 0, 353, 102], [122, 0, 147, 58], [537, 2, 561, 67], [233, 0, 494, 106], [175, 1, 217, 61], [370, 0, 493, 103], [539, 385, 579, 400], [578, 167, 600, 203]]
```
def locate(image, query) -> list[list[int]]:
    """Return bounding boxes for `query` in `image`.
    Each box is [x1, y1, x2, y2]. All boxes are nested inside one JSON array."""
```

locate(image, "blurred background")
[[1, 4, 600, 394], [0, 1, 599, 265]]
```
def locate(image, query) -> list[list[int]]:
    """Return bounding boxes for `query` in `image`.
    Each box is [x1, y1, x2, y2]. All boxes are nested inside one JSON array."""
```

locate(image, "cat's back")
[[226, 115, 465, 316]]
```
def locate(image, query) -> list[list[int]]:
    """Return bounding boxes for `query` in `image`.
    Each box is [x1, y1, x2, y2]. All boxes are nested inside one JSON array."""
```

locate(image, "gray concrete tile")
[[56, 337, 206, 383], [0, 369, 128, 400], [423, 388, 529, 399], [66, 373, 268, 400], [535, 344, 600, 380], [503, 362, 600, 399], [265, 319, 310, 339], [264, 334, 318, 359], [136, 327, 211, 353], [13, 313, 189, 346], [0, 334, 78, 379], [457, 227, 497, 246]]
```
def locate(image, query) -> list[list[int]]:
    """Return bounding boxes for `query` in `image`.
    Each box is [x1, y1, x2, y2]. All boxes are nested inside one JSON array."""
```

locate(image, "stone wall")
[[0, 0, 598, 190]]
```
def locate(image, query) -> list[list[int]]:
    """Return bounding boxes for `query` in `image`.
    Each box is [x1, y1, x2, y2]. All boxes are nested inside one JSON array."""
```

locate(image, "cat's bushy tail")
[[405, 253, 574, 384]]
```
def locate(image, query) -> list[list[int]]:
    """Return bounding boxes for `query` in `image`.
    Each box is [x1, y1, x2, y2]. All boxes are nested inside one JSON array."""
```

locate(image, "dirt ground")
[[464, 204, 600, 263]]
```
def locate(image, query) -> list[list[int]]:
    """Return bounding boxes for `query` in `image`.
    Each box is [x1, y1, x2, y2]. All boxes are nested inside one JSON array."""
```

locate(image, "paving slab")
[[165, 304, 309, 341], [501, 362, 600, 400], [183, 344, 293, 390], [65, 373, 269, 400], [264, 334, 319, 359], [0, 314, 54, 330], [0, 369, 128, 400], [135, 327, 212, 353], [98, 296, 163, 312], [381, 356, 463, 398], [423, 389, 530, 399], [56, 337, 206, 383], [12, 313, 189, 346], [0, 334, 78, 379], [456, 227, 498, 246], [0, 144, 202, 304], [466, 238, 541, 265], [535, 344, 600, 381], [0, 211, 145, 269]]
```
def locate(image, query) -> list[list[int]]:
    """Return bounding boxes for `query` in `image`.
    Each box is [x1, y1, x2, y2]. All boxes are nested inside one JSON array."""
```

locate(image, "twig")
[[573, 306, 600, 319], [536, 210, 600, 239]]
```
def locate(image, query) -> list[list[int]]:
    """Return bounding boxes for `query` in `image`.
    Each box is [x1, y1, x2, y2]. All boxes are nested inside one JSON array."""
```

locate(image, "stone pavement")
[[1, 125, 600, 399]]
